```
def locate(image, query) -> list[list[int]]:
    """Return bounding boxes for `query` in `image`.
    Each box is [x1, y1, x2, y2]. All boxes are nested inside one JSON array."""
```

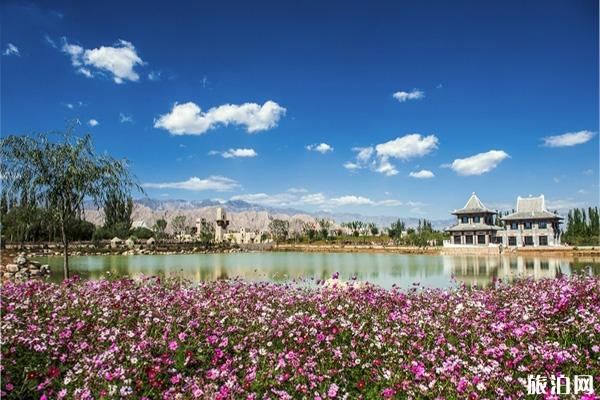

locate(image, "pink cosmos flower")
[[168, 340, 178, 351], [327, 383, 338, 398]]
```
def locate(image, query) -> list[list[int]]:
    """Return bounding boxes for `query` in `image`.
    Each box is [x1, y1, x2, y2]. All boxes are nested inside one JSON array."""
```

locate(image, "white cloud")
[[409, 169, 435, 179], [154, 100, 286, 135], [3, 43, 20, 56], [343, 162, 361, 171], [354, 146, 374, 162], [375, 157, 399, 176], [119, 113, 133, 123], [143, 176, 240, 191], [449, 150, 509, 176], [44, 34, 57, 48], [545, 198, 587, 212], [375, 134, 439, 160], [61, 38, 144, 83], [231, 190, 407, 208], [542, 130, 596, 147], [583, 169, 594, 175], [88, 119, 99, 127], [345, 134, 438, 176], [306, 143, 333, 154], [221, 148, 257, 158], [64, 103, 74, 109], [148, 70, 161, 81], [392, 89, 424, 102]]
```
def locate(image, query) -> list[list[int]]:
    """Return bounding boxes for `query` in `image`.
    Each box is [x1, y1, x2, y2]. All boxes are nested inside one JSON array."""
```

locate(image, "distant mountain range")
[[84, 198, 454, 233]]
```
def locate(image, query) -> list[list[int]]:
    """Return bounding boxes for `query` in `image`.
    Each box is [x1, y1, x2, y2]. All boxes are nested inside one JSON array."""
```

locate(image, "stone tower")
[[215, 207, 229, 242]]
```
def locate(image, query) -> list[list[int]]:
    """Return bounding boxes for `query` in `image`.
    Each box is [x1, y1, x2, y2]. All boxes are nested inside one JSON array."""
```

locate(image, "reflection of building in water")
[[443, 255, 562, 287]]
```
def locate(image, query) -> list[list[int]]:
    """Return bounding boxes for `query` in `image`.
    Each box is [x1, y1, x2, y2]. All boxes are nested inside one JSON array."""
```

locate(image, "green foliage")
[[388, 219, 405, 242], [317, 219, 331, 240], [302, 222, 317, 242], [171, 215, 188, 235], [269, 219, 289, 242], [562, 207, 600, 246], [103, 191, 133, 236], [152, 218, 168, 239], [197, 218, 215, 244], [367, 222, 379, 236], [0, 128, 140, 278], [130, 227, 154, 239]]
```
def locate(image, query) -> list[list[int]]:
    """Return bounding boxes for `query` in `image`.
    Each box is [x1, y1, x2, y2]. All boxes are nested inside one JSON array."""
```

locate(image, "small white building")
[[125, 237, 135, 249], [110, 237, 123, 249]]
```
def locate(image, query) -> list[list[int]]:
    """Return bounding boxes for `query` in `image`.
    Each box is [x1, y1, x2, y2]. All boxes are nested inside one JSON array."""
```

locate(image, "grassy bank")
[[1, 276, 598, 399]]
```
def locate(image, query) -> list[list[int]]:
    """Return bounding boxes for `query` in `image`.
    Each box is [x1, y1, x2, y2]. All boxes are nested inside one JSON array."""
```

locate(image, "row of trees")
[[268, 217, 447, 246], [562, 207, 600, 246]]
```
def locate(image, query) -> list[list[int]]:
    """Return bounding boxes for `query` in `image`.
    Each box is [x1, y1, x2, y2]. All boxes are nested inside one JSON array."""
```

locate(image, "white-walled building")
[[499, 195, 562, 247], [444, 193, 563, 248]]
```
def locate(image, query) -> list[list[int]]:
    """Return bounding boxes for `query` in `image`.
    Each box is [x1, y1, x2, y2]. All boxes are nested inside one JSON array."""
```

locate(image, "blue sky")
[[1, 0, 598, 219]]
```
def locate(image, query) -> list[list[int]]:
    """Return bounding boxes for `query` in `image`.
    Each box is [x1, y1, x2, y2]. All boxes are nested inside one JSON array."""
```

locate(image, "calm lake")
[[36, 252, 600, 289]]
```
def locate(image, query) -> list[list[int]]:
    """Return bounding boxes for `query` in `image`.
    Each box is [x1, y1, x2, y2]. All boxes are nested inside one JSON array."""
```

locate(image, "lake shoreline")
[[2, 242, 599, 264]]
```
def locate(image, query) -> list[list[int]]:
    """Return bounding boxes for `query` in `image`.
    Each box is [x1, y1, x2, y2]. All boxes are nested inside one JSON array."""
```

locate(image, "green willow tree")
[[103, 191, 133, 238], [0, 129, 140, 279]]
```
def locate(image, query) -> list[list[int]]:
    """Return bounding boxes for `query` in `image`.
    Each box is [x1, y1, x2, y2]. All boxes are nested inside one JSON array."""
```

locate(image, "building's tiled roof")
[[501, 195, 562, 221], [501, 211, 562, 220], [452, 193, 495, 215], [446, 223, 500, 232]]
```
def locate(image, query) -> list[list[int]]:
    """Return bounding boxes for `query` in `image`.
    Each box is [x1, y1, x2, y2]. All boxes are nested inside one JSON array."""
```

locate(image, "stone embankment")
[[1, 253, 50, 281]]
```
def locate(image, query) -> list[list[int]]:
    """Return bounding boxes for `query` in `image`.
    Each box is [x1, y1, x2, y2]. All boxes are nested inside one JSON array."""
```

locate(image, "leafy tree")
[[269, 219, 289, 242], [130, 227, 154, 239], [197, 218, 215, 244], [103, 191, 133, 238], [153, 218, 168, 239], [563, 207, 600, 246], [368, 222, 379, 236], [344, 221, 364, 237], [0, 128, 140, 279], [388, 219, 405, 242], [318, 219, 331, 240], [171, 215, 188, 236], [302, 222, 317, 242]]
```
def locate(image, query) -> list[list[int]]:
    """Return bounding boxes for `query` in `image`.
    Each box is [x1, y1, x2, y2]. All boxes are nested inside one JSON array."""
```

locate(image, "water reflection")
[[37, 252, 600, 290]]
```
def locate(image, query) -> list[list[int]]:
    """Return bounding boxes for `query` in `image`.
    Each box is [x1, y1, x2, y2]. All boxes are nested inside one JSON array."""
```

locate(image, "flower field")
[[1, 275, 599, 399]]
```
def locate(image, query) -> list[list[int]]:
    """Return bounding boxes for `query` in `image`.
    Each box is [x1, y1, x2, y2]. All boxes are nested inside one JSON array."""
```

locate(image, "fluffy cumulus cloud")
[[154, 101, 286, 135], [306, 143, 333, 154], [344, 134, 438, 176], [88, 119, 99, 127], [3, 43, 20, 56], [231, 189, 407, 209], [392, 89, 424, 102], [143, 176, 240, 191], [375, 134, 439, 160], [409, 169, 435, 179], [542, 130, 596, 147], [448, 150, 509, 176], [61, 38, 144, 83], [221, 148, 258, 158]]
